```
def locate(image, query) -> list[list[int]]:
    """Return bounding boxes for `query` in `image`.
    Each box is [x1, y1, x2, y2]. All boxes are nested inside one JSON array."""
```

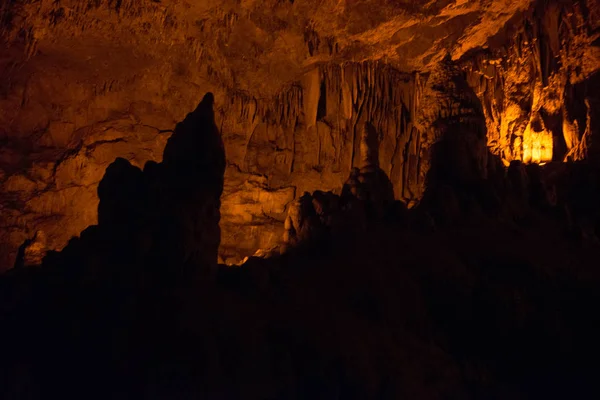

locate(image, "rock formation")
[[19, 93, 226, 281], [0, 120, 170, 271], [1, 22, 600, 398], [462, 0, 600, 164], [152, 92, 226, 274], [1, 2, 600, 397], [281, 121, 401, 249], [356, 121, 396, 219], [3, 98, 600, 399], [13, 230, 47, 268], [0, 0, 599, 268]]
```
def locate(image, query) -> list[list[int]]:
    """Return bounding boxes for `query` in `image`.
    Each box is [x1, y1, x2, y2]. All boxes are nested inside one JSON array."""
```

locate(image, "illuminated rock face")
[[0, 121, 169, 270], [0, 0, 599, 268], [463, 0, 600, 165]]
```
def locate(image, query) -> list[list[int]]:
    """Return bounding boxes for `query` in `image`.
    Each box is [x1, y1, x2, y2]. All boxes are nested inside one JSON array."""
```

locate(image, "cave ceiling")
[[1, 0, 542, 97]]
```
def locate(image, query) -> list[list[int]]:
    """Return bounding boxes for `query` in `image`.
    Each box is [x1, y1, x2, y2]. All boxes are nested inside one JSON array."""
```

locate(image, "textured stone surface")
[[0, 120, 169, 270], [462, 0, 600, 164], [1, 0, 599, 268]]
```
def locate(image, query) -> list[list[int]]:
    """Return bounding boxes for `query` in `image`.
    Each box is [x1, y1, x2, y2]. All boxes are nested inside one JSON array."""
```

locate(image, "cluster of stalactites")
[[223, 61, 434, 202], [224, 61, 418, 128], [463, 0, 599, 166], [225, 86, 304, 127]]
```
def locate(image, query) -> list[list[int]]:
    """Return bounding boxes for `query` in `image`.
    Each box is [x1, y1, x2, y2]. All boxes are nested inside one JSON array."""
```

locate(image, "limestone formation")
[[359, 122, 380, 169], [462, 0, 600, 165], [0, 121, 169, 271], [155, 92, 226, 271], [14, 230, 47, 268], [0, 0, 599, 269], [357, 122, 396, 219], [2, 2, 600, 399], [282, 152, 398, 250], [282, 192, 323, 248], [97, 157, 146, 230], [37, 93, 226, 282], [342, 168, 363, 200]]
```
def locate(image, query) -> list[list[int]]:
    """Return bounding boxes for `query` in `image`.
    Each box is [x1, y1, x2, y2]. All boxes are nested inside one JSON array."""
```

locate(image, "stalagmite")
[[1, 0, 599, 267]]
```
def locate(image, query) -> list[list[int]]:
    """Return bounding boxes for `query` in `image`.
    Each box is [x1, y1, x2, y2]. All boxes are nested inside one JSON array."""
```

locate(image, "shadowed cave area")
[[2, 0, 600, 398], [3, 87, 600, 399]]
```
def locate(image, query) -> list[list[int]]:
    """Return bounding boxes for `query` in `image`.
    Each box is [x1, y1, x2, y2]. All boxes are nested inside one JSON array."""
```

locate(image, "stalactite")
[[220, 61, 435, 202], [462, 0, 598, 166]]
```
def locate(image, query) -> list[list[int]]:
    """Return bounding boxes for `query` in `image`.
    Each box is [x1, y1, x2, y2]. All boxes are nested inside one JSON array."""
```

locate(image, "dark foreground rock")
[[3, 92, 600, 400], [4, 210, 600, 399]]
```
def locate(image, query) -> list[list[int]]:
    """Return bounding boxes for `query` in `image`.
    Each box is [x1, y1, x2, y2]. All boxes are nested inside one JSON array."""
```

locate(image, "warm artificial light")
[[521, 126, 553, 164]]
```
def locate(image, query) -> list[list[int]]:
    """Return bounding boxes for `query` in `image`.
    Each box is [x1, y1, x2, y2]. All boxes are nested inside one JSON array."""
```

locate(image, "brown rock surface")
[[462, 0, 600, 164], [0, 120, 169, 270], [1, 0, 599, 269]]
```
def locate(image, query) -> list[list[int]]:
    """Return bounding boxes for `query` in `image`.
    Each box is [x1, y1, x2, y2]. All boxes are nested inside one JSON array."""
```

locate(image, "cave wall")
[[0, 59, 440, 268], [461, 0, 600, 165], [217, 63, 434, 261], [0, 120, 170, 271], [1, 0, 599, 268]]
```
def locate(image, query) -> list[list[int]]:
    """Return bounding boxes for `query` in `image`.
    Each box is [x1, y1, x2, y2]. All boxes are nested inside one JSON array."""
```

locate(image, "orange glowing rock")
[[522, 123, 553, 164]]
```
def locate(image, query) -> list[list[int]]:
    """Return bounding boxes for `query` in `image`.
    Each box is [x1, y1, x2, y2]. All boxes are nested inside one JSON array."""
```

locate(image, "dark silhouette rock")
[[507, 161, 529, 199], [282, 142, 399, 251], [50, 93, 227, 283], [13, 230, 47, 269], [357, 122, 395, 219], [282, 192, 323, 248], [148, 93, 226, 278], [97, 157, 146, 230], [342, 167, 362, 200]]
